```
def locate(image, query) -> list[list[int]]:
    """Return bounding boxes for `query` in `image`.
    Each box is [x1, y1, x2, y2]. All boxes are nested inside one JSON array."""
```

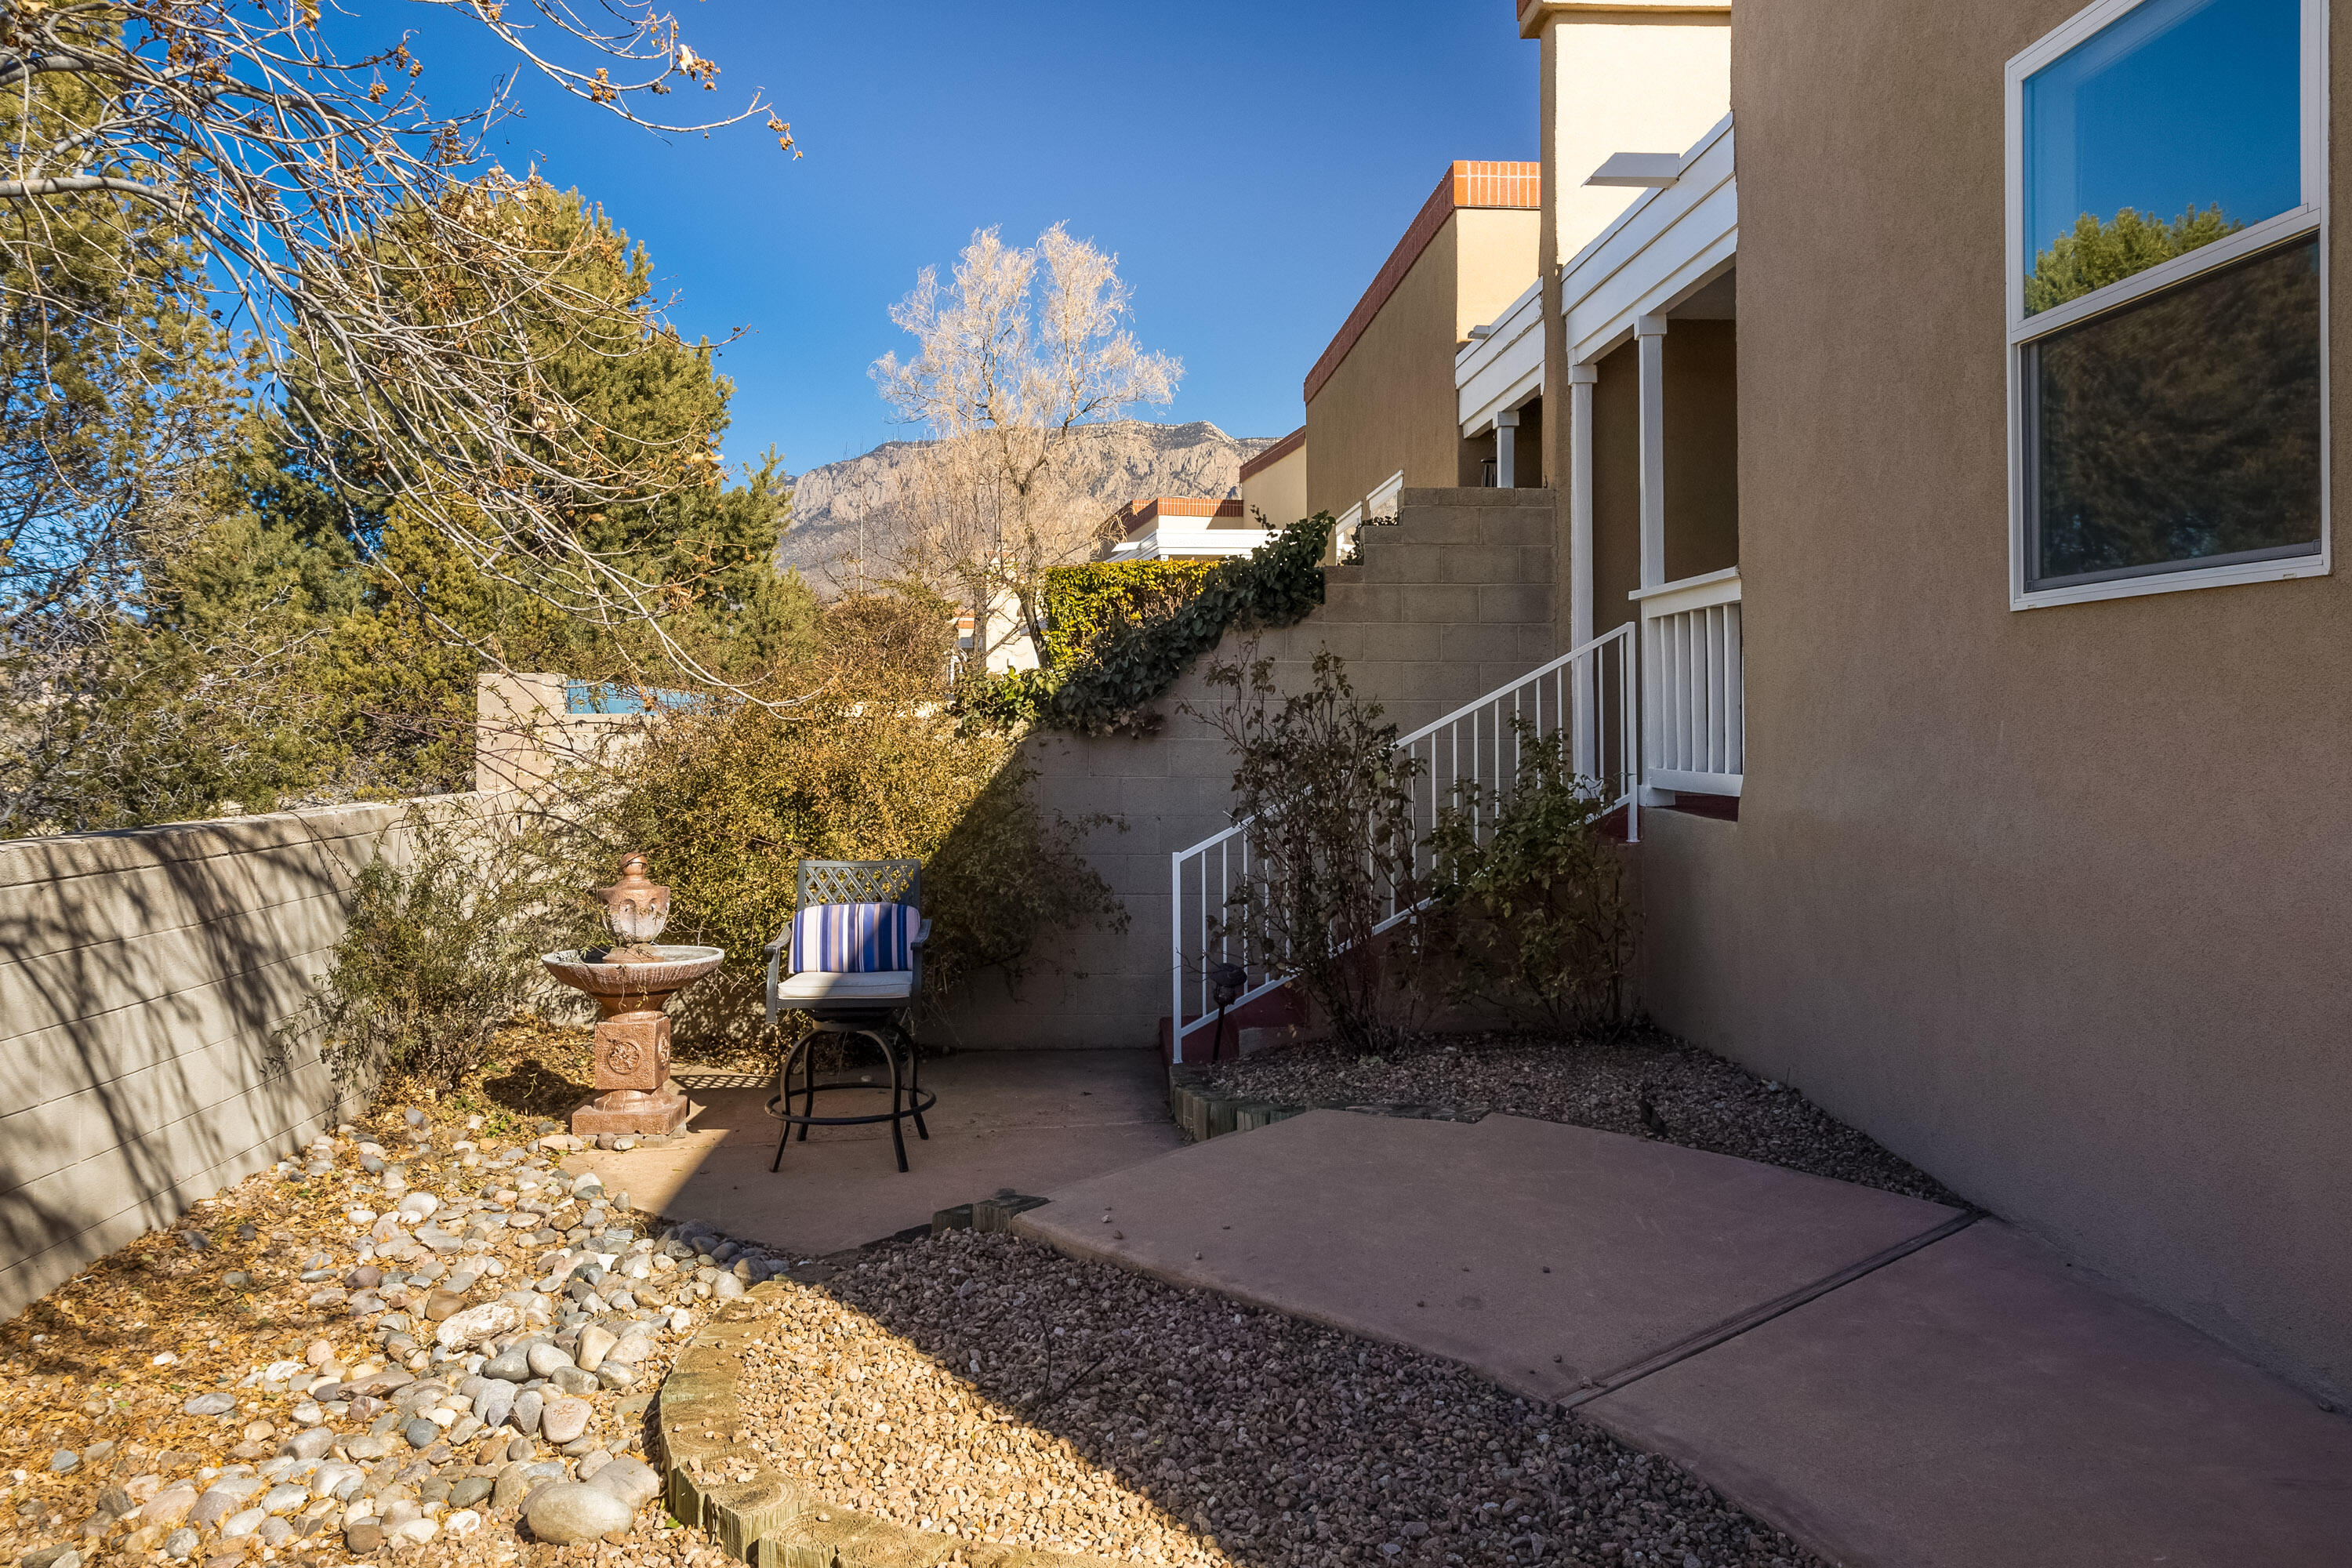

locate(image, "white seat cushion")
[[775, 969, 915, 1004]]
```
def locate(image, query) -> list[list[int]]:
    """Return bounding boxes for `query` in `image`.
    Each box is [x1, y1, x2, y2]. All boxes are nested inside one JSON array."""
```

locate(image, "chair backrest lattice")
[[796, 858, 922, 911]]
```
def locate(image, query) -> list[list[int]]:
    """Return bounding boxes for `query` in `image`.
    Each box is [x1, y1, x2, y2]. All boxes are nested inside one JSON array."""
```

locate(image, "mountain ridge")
[[776, 419, 1287, 591]]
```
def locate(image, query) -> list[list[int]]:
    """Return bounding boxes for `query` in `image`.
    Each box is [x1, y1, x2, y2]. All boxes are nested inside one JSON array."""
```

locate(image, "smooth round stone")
[[524, 1342, 574, 1377], [473, 1382, 515, 1430], [586, 1456, 661, 1512], [219, 1507, 267, 1539], [258, 1517, 296, 1547], [162, 1527, 199, 1559], [550, 1366, 597, 1396], [510, 1390, 544, 1436], [387, 1515, 440, 1545], [449, 1475, 495, 1508], [575, 1326, 616, 1373], [402, 1418, 439, 1450], [524, 1481, 635, 1544], [182, 1392, 237, 1417], [538, 1396, 592, 1446], [48, 1449, 78, 1473], [260, 1483, 308, 1515], [483, 1346, 532, 1382], [423, 1289, 466, 1323]]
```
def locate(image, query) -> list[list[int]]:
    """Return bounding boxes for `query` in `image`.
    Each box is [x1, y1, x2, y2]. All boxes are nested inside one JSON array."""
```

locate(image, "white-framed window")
[[2005, 0, 2328, 609]]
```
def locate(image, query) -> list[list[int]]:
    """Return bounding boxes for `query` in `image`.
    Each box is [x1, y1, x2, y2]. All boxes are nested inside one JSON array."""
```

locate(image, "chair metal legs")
[[765, 1018, 936, 1174]]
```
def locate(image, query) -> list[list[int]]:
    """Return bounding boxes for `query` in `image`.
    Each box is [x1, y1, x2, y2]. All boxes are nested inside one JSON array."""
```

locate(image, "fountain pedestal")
[[542, 948, 725, 1136], [542, 855, 725, 1138], [579, 993, 689, 1136]]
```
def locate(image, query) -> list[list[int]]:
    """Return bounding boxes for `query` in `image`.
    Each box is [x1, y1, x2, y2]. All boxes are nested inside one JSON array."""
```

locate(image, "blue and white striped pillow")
[[789, 902, 916, 974]]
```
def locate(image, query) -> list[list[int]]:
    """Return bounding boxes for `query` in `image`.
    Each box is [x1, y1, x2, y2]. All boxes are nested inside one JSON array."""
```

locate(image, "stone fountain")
[[542, 854, 724, 1137]]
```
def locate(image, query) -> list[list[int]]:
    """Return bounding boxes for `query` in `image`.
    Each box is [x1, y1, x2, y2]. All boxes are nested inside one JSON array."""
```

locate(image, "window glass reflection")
[[2023, 0, 2300, 313], [2031, 237, 2321, 587]]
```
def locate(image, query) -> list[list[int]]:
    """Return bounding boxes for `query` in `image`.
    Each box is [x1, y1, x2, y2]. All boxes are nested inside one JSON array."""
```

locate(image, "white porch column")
[[1635, 314, 1668, 590], [1568, 361, 1599, 780], [1494, 408, 1519, 488]]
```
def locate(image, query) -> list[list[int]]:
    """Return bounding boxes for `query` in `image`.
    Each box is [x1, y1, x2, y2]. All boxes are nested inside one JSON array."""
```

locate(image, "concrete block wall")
[[942, 488, 1556, 1049], [0, 797, 476, 1319]]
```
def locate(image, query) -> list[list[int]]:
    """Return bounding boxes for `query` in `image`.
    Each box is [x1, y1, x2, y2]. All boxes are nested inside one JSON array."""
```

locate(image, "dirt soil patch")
[[735, 1229, 1822, 1567], [1192, 1030, 1959, 1205]]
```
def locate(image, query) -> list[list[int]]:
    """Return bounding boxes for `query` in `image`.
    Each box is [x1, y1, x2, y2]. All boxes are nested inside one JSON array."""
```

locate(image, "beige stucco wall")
[[1632, 0, 2352, 1402], [1536, 8, 1732, 264], [0, 798, 479, 1320], [1241, 441, 1309, 531], [1307, 209, 1541, 518], [939, 489, 1556, 1051]]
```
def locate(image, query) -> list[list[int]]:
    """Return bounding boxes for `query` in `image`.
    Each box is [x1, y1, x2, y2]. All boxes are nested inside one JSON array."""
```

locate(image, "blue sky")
[[404, 1, 1539, 475]]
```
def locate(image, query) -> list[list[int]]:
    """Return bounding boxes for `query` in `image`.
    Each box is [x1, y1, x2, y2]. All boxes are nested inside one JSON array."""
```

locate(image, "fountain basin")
[[541, 945, 725, 999]]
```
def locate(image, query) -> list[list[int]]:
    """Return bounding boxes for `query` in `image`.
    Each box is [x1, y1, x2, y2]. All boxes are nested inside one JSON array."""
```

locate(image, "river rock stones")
[[524, 1480, 636, 1544]]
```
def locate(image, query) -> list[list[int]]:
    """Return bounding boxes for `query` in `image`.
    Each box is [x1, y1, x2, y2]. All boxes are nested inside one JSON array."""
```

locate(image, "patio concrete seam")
[[1564, 1209, 1984, 1411], [657, 1281, 1123, 1568]]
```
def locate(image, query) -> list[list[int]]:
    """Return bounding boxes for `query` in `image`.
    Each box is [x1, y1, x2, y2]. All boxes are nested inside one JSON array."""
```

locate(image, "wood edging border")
[[656, 1282, 1125, 1568]]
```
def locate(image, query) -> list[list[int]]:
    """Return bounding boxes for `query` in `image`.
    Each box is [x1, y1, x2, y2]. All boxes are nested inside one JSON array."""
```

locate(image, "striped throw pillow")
[[789, 902, 916, 974]]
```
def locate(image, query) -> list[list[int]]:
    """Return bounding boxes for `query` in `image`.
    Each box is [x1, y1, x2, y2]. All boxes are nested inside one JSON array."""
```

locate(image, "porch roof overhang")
[[1452, 115, 1737, 437], [1563, 113, 1737, 365]]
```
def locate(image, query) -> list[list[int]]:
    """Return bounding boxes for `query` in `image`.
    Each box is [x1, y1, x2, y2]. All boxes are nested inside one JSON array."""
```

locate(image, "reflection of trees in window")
[[2032, 235, 2320, 585], [2026, 205, 2241, 313]]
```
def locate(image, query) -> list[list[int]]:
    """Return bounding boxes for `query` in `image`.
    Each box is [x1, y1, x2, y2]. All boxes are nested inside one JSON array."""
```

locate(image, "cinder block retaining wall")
[[0, 797, 477, 1319], [943, 488, 1558, 1051]]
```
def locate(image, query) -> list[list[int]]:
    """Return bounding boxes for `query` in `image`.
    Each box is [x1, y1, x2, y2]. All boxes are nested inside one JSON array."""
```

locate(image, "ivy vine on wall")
[[960, 514, 1336, 736]]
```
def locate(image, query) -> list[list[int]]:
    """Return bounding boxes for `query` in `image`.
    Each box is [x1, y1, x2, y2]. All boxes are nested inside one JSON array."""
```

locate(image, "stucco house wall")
[[1632, 0, 2352, 1401], [1305, 167, 1541, 519]]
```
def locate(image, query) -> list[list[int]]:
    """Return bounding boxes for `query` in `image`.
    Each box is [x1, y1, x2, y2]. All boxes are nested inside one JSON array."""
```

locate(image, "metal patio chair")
[[762, 858, 936, 1173]]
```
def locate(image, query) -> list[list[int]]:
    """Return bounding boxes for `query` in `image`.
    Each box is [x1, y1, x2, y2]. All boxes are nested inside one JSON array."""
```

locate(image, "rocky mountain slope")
[[777, 419, 1283, 591]]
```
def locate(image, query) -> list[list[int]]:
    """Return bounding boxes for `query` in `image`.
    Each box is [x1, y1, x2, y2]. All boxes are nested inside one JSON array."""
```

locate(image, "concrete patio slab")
[[1585, 1218, 2352, 1568], [567, 1048, 1185, 1258], [1014, 1108, 1960, 1403]]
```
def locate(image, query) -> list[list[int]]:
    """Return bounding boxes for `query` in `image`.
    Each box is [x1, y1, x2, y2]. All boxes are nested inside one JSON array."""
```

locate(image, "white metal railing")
[[1632, 566, 1744, 797], [1168, 623, 1639, 1061]]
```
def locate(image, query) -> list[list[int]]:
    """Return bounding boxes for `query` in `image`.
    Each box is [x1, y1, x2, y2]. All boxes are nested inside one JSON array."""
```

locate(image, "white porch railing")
[[1168, 622, 1639, 1061], [1632, 566, 1744, 797]]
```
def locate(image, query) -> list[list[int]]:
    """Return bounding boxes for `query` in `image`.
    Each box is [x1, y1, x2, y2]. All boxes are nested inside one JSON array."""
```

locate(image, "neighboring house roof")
[[1240, 425, 1307, 481], [1105, 496, 1247, 539], [1303, 161, 1541, 405]]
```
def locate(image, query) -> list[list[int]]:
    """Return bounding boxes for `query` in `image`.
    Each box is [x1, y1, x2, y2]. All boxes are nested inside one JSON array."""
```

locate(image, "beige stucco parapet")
[[1519, 0, 1730, 37]]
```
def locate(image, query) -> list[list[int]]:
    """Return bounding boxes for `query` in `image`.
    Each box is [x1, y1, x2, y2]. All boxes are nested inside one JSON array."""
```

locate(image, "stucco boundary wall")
[[942, 488, 1558, 1051], [0, 793, 496, 1321]]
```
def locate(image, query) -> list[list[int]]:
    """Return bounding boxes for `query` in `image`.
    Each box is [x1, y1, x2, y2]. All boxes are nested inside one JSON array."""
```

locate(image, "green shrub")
[[1036, 558, 1221, 667], [959, 514, 1334, 735], [281, 801, 592, 1095], [1422, 721, 1635, 1032], [1196, 645, 1424, 1055]]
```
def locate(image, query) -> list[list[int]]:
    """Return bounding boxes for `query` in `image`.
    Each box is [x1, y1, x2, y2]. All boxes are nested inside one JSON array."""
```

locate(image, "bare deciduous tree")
[[0, 0, 792, 684], [871, 223, 1178, 670]]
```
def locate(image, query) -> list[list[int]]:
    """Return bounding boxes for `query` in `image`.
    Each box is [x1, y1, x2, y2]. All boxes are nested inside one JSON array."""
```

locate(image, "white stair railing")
[[1169, 623, 1639, 1061], [1632, 567, 1744, 797]]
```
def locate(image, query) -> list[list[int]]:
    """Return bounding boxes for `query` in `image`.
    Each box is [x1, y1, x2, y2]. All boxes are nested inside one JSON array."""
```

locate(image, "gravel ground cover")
[[1192, 1032, 1957, 1204], [736, 1229, 1822, 1568], [0, 1036, 805, 1568]]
